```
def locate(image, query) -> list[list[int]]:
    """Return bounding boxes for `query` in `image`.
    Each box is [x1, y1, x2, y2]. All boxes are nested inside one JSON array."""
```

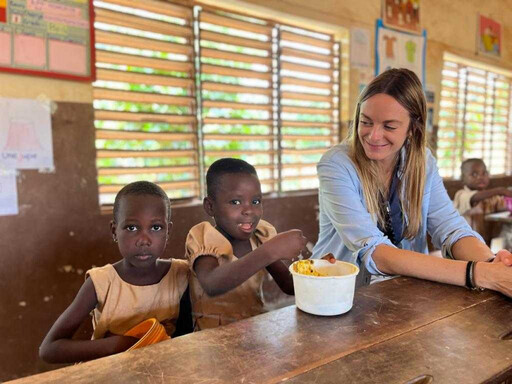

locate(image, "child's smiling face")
[[111, 194, 170, 268], [204, 173, 263, 241]]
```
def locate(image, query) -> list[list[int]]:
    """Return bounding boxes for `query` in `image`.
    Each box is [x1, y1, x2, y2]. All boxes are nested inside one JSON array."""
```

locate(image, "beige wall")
[[3, 0, 512, 125]]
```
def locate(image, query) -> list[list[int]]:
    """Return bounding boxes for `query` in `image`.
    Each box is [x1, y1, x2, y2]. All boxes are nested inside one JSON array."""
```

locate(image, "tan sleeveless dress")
[[86, 259, 189, 339]]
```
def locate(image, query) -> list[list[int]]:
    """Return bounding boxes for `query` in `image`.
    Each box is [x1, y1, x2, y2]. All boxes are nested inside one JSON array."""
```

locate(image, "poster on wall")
[[0, 170, 18, 216], [350, 27, 371, 69], [375, 19, 426, 84], [382, 0, 421, 34], [0, 0, 95, 81], [0, 98, 54, 170], [477, 14, 501, 58]]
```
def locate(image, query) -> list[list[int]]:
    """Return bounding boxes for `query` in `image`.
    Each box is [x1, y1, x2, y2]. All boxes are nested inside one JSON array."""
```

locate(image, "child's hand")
[[106, 334, 139, 353], [264, 229, 308, 262], [499, 187, 512, 198]]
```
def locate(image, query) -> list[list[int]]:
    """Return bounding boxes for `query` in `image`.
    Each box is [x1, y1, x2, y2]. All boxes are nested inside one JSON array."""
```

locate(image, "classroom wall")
[[2, 0, 512, 380]]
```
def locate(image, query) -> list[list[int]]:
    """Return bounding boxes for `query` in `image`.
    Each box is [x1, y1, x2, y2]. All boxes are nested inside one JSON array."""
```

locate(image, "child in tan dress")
[[40, 181, 189, 363], [453, 158, 511, 243], [186, 158, 308, 330]]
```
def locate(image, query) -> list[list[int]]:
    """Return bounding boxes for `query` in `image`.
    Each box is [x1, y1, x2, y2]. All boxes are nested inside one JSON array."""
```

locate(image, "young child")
[[186, 158, 308, 331], [453, 158, 511, 242], [39, 181, 189, 363]]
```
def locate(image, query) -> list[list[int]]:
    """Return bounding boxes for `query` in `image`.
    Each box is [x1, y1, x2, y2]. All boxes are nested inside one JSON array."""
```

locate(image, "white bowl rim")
[[289, 259, 360, 280]]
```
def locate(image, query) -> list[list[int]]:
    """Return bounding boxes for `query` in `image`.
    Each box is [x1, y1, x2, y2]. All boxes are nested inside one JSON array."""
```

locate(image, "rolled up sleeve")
[[317, 155, 395, 276]]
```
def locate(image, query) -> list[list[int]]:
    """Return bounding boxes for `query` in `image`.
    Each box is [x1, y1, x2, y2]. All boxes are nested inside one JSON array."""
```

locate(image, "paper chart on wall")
[[350, 27, 371, 68], [0, 98, 54, 169], [0, 170, 18, 216], [375, 20, 426, 84]]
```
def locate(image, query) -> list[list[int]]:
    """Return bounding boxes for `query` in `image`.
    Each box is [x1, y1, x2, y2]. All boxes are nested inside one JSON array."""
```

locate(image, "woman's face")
[[358, 93, 411, 170]]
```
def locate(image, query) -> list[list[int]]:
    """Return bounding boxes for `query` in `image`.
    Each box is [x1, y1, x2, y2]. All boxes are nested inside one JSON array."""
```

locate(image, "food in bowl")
[[289, 259, 359, 316], [293, 259, 326, 276]]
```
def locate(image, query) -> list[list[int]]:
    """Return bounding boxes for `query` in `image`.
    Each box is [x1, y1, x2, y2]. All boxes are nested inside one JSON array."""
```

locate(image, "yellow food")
[[293, 259, 326, 277]]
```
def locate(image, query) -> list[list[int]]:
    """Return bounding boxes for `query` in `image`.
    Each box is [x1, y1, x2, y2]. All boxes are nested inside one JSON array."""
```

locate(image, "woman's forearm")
[[450, 236, 494, 261], [372, 244, 468, 286]]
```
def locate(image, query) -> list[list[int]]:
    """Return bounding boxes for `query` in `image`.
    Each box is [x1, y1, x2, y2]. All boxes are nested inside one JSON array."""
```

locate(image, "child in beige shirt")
[[40, 181, 189, 363], [453, 158, 511, 243], [186, 158, 309, 331]]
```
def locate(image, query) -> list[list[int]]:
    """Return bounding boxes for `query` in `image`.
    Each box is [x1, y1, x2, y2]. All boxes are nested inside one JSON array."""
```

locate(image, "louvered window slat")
[[437, 58, 512, 178], [93, 0, 198, 204], [93, 0, 343, 204], [199, 7, 277, 192]]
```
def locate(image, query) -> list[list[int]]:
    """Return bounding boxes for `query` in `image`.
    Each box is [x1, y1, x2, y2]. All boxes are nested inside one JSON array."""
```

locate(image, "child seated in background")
[[185, 158, 308, 331], [39, 181, 189, 363], [453, 158, 512, 243]]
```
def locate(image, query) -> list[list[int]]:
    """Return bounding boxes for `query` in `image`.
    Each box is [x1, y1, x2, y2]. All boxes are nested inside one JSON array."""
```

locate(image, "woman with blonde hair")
[[313, 68, 512, 296]]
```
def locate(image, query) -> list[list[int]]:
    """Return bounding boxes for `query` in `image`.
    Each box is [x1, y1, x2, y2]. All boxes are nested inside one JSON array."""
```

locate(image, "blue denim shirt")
[[312, 143, 483, 276]]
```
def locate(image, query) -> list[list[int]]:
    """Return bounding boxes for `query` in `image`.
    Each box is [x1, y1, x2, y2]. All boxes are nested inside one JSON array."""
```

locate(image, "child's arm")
[[39, 278, 137, 363], [470, 187, 512, 206], [194, 229, 307, 297], [265, 260, 294, 295]]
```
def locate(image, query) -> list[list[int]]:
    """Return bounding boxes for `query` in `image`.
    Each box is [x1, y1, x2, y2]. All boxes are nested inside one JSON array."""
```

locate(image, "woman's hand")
[[494, 249, 512, 266], [474, 260, 512, 298]]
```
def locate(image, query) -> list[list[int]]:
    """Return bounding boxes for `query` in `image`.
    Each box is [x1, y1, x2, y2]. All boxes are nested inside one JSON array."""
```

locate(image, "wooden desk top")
[[9, 278, 510, 384], [485, 211, 512, 224]]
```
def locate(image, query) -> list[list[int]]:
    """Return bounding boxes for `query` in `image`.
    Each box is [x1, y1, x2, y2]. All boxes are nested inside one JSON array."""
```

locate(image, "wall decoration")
[[382, 0, 420, 34], [350, 27, 371, 68], [0, 97, 54, 170], [375, 19, 426, 84], [477, 14, 501, 58], [0, 170, 18, 216], [0, 0, 95, 81]]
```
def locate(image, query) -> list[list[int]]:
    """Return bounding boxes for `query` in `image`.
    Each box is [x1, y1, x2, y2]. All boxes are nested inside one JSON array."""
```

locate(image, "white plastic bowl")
[[289, 259, 360, 316]]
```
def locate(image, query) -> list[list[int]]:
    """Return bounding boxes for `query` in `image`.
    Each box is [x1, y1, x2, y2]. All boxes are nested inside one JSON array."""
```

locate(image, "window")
[[437, 55, 512, 179], [93, 0, 340, 204]]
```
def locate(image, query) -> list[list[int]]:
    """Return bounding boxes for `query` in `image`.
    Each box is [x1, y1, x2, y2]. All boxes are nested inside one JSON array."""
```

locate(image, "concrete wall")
[[2, 0, 512, 380]]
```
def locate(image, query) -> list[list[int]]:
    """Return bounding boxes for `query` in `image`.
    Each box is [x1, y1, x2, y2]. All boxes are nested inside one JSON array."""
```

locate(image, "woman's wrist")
[[473, 261, 491, 290]]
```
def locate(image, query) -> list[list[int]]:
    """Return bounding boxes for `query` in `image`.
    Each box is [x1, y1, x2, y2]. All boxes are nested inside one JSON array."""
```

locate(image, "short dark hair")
[[206, 158, 258, 198], [113, 181, 171, 222], [461, 158, 485, 176]]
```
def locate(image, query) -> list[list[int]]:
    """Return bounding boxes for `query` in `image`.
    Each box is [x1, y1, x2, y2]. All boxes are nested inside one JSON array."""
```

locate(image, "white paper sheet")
[[0, 97, 54, 170], [0, 170, 18, 216], [350, 27, 371, 68]]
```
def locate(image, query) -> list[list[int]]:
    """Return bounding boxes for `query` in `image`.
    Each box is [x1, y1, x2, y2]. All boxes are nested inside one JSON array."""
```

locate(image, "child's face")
[[205, 173, 263, 241], [111, 194, 170, 268], [462, 161, 489, 191]]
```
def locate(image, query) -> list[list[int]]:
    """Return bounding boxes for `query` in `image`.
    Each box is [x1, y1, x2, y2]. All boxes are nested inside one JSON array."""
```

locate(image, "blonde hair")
[[347, 68, 426, 239]]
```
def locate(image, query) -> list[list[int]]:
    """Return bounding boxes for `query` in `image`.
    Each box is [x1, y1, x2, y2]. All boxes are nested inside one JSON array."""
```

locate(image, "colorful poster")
[[382, 0, 420, 34], [0, 98, 54, 170], [0, 0, 94, 81], [478, 14, 501, 58], [375, 19, 426, 84]]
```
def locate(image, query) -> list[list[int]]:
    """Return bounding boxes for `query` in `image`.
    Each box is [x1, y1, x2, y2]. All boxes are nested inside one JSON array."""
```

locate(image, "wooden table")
[[9, 278, 512, 384]]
